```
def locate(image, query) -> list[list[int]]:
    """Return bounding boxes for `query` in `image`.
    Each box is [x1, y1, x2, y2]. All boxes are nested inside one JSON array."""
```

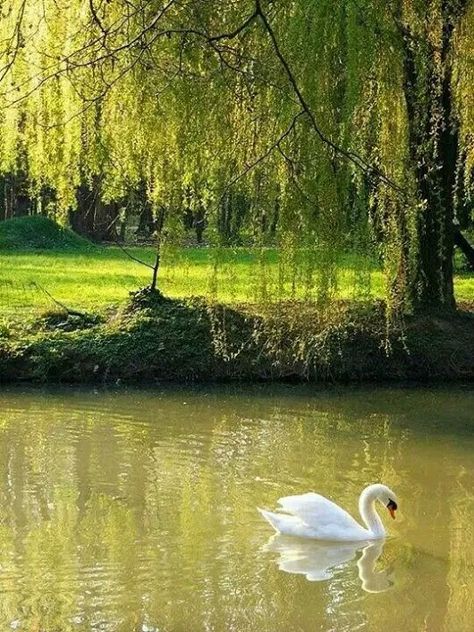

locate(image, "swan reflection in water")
[[264, 535, 393, 593]]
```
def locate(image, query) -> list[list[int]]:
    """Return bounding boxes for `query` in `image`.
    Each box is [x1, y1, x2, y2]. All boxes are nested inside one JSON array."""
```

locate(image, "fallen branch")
[[34, 282, 86, 317]]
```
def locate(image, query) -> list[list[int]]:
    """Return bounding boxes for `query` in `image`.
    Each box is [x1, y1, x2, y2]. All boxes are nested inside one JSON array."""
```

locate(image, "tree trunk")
[[149, 207, 166, 291], [150, 248, 160, 291], [73, 176, 120, 241], [401, 2, 468, 312], [0, 172, 32, 220]]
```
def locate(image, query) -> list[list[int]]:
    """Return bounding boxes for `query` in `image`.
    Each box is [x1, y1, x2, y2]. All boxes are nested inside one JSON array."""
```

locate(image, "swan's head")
[[374, 484, 398, 520], [362, 484, 398, 520]]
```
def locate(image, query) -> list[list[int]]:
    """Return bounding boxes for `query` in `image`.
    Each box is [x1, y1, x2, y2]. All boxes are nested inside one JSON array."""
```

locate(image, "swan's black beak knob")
[[387, 499, 397, 520]]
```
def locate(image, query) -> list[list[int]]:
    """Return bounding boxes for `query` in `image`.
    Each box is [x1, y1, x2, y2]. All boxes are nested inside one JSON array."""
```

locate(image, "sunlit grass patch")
[[0, 245, 472, 316]]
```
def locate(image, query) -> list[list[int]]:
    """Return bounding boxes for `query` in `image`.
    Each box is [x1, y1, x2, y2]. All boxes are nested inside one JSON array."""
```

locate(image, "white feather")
[[258, 484, 397, 541]]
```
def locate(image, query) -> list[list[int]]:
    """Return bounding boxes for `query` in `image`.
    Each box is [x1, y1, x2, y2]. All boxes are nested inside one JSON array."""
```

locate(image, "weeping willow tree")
[[0, 0, 473, 312]]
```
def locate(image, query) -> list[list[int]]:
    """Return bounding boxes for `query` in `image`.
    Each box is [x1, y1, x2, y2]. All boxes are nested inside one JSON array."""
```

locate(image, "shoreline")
[[1, 295, 474, 385]]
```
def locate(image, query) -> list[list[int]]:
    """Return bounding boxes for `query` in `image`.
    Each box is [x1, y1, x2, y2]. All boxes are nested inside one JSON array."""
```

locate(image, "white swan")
[[258, 483, 398, 541]]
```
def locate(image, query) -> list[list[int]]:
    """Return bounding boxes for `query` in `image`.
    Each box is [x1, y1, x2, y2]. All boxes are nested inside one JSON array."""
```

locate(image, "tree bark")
[[149, 207, 166, 291], [401, 3, 468, 312], [73, 176, 120, 241]]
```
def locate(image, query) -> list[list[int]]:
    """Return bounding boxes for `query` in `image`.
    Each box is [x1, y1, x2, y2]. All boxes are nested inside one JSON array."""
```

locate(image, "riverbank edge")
[[1, 294, 474, 384]]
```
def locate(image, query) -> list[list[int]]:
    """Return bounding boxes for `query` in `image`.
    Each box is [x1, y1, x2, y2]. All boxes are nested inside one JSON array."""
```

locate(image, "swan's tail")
[[257, 507, 301, 534]]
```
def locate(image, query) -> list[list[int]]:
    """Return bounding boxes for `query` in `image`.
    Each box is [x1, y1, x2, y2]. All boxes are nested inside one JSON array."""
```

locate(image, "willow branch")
[[89, 0, 108, 38], [254, 0, 405, 194], [0, 0, 27, 84], [1, 0, 407, 199], [217, 109, 305, 205]]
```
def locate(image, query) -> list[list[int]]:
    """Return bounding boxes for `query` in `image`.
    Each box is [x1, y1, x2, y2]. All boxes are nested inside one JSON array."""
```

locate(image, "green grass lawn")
[[0, 245, 473, 316]]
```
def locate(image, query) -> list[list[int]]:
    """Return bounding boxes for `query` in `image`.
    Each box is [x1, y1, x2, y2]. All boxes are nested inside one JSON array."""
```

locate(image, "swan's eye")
[[387, 499, 397, 519]]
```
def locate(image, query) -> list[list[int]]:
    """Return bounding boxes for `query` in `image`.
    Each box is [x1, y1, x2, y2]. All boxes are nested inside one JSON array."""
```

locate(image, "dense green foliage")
[[0, 0, 473, 312]]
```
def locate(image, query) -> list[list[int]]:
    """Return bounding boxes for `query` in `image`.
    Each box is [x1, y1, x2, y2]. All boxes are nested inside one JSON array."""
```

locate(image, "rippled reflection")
[[0, 385, 472, 631], [265, 536, 392, 593]]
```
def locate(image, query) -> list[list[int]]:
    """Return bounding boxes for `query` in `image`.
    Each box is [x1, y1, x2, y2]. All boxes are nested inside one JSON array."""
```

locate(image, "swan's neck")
[[359, 488, 385, 538]]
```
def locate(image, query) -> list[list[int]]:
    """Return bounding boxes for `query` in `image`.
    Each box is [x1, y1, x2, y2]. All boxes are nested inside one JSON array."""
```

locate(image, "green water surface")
[[0, 385, 473, 632]]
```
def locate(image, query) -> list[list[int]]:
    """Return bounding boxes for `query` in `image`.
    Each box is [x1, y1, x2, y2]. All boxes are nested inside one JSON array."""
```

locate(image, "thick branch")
[[454, 229, 474, 270], [115, 241, 155, 270]]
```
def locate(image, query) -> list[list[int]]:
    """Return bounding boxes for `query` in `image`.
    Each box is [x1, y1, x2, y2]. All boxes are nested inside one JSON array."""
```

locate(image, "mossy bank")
[[1, 289, 473, 384]]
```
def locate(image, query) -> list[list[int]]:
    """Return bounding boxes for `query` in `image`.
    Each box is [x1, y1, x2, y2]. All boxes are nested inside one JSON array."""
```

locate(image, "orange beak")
[[387, 498, 397, 520]]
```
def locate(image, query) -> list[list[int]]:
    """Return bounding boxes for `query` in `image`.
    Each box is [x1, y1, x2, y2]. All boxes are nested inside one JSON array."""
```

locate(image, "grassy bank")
[[1, 291, 474, 384], [1, 216, 473, 384]]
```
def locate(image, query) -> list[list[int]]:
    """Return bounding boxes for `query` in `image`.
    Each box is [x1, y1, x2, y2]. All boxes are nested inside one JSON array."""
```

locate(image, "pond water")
[[0, 385, 473, 632]]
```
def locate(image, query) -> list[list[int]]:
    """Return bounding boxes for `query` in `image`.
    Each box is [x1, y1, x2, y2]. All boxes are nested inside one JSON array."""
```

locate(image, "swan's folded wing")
[[277, 492, 363, 532]]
